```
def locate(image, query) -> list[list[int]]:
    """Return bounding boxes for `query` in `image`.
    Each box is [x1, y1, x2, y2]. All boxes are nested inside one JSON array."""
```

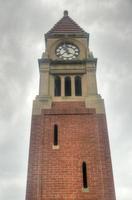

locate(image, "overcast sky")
[[0, 0, 132, 200]]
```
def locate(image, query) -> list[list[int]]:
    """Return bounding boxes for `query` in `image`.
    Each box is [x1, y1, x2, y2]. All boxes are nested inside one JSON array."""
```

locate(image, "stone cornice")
[[38, 58, 97, 66], [45, 33, 89, 41]]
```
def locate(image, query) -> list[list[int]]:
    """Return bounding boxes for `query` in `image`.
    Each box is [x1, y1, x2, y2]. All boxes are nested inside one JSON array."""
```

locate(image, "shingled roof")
[[45, 10, 89, 38]]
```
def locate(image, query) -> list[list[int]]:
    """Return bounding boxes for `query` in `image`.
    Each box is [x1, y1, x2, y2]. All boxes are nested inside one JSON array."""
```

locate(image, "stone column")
[[61, 76, 65, 97], [71, 76, 75, 96]]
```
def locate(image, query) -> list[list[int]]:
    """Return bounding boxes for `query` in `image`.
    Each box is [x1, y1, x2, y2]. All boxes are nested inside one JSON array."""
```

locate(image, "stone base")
[[32, 95, 52, 115], [85, 94, 105, 114], [32, 94, 105, 115]]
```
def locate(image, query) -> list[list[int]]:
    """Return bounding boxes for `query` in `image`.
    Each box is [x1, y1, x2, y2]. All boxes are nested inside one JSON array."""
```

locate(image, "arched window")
[[54, 76, 61, 96], [75, 76, 82, 96], [82, 162, 88, 188], [65, 76, 71, 96], [54, 125, 58, 146]]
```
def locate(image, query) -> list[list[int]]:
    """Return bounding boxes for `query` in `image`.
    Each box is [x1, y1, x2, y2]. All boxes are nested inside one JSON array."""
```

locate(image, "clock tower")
[[26, 10, 116, 200]]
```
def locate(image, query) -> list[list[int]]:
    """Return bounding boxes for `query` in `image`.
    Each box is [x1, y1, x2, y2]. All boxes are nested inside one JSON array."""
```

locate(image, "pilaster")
[[39, 63, 50, 97]]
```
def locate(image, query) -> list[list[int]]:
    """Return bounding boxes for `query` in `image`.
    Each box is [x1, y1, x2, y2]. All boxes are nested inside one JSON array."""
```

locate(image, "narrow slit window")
[[65, 76, 71, 96], [54, 125, 58, 146], [82, 162, 88, 188], [75, 76, 82, 96], [54, 76, 61, 96]]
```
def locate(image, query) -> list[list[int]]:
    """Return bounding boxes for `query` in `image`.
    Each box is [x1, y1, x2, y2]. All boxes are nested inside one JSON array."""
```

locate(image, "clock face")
[[56, 43, 79, 60]]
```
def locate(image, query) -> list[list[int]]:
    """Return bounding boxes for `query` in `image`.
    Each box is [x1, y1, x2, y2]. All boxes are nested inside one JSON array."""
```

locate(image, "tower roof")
[[45, 10, 89, 39]]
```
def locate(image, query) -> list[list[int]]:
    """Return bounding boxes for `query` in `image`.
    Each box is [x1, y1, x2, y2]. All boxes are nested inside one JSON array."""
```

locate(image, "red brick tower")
[[26, 11, 116, 200]]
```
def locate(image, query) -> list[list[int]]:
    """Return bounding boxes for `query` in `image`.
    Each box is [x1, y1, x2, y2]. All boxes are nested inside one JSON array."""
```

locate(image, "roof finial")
[[64, 10, 68, 17]]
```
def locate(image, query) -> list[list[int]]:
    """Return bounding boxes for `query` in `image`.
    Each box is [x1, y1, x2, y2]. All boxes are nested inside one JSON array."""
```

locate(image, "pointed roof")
[[45, 10, 89, 39]]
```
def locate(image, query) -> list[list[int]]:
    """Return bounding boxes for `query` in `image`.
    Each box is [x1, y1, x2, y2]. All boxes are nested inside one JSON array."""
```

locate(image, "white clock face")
[[56, 43, 79, 60]]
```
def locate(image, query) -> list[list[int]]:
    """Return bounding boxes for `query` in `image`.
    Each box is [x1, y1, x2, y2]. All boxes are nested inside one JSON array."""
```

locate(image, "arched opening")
[[54, 125, 58, 146], [75, 76, 82, 96], [54, 76, 61, 96], [82, 161, 88, 188], [65, 76, 71, 96]]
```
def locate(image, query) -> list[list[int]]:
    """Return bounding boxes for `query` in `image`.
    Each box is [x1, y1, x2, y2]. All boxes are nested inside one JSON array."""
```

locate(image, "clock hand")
[[65, 48, 73, 54], [60, 48, 71, 55], [60, 46, 75, 57], [62, 44, 68, 50], [60, 51, 67, 55]]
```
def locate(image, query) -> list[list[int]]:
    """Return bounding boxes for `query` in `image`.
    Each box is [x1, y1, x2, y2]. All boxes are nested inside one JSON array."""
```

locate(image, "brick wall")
[[26, 102, 116, 200]]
